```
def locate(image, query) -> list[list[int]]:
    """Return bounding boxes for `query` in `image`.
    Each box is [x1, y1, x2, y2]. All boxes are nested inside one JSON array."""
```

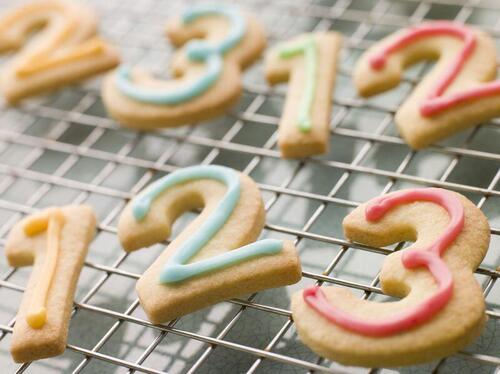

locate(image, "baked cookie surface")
[[354, 21, 500, 149], [118, 165, 301, 324], [292, 188, 490, 367], [0, 0, 119, 103], [6, 205, 96, 363], [103, 4, 265, 129], [265, 32, 341, 159]]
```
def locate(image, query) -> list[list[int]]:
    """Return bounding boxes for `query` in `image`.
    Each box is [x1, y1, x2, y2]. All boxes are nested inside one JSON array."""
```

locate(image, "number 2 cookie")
[[118, 165, 301, 323], [265, 32, 342, 158], [292, 188, 490, 367], [0, 0, 119, 103], [354, 21, 500, 149], [103, 5, 266, 129], [5, 205, 96, 363]]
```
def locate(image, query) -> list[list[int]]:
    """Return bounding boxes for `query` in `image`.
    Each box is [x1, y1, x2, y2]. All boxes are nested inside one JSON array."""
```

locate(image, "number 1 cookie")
[[103, 5, 266, 129], [265, 32, 342, 158], [354, 21, 500, 149], [0, 0, 119, 103], [118, 165, 301, 323], [5, 205, 96, 363], [292, 188, 490, 367]]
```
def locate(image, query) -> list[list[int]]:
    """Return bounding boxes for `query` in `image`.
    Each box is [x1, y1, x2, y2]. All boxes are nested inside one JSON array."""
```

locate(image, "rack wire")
[[0, 0, 498, 372]]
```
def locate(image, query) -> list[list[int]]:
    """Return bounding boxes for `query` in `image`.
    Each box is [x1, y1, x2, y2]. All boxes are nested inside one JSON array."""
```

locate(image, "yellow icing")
[[0, 1, 107, 77], [23, 208, 66, 329], [16, 38, 107, 77]]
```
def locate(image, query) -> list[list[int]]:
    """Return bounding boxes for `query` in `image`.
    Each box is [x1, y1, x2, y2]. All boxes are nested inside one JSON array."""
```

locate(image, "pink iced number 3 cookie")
[[354, 21, 500, 149], [118, 165, 301, 323], [103, 4, 265, 129], [292, 188, 490, 367]]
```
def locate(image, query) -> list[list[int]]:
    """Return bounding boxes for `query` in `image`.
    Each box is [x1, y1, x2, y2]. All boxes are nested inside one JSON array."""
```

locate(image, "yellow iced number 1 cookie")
[[292, 188, 490, 367], [265, 32, 341, 158], [0, 0, 119, 103], [5, 205, 96, 363], [118, 165, 301, 323], [103, 5, 265, 129], [354, 21, 500, 149]]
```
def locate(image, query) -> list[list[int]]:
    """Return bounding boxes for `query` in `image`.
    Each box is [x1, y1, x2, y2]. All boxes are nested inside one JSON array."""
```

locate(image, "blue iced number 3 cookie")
[[103, 5, 266, 129]]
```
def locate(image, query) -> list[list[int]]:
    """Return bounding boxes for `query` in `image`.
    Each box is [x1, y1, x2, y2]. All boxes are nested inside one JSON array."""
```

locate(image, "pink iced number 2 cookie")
[[291, 188, 490, 367], [354, 21, 500, 149]]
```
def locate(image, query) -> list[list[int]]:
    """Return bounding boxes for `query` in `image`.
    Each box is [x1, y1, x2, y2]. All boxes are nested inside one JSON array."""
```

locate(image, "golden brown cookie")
[[6, 205, 96, 363], [354, 21, 500, 149], [265, 32, 341, 158], [118, 165, 301, 323], [292, 188, 490, 367], [0, 0, 119, 103], [103, 5, 265, 129]]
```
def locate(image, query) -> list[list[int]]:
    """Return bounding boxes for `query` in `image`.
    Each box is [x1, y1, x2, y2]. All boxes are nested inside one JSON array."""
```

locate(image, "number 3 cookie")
[[354, 21, 500, 149], [0, 0, 119, 103], [103, 5, 265, 129], [118, 165, 301, 323], [5, 205, 96, 363], [292, 188, 490, 367]]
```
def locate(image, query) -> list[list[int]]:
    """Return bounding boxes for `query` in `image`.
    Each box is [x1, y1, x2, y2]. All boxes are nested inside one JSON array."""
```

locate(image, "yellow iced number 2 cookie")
[[5, 205, 96, 363], [0, 0, 119, 103], [355, 21, 500, 149], [118, 165, 301, 323], [292, 188, 490, 367], [103, 4, 265, 129], [265, 32, 341, 158]]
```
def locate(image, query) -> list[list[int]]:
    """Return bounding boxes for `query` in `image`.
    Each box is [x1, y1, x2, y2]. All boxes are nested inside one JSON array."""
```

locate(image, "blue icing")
[[161, 239, 283, 283], [115, 5, 246, 104], [115, 54, 222, 105], [131, 165, 283, 284], [183, 5, 246, 59]]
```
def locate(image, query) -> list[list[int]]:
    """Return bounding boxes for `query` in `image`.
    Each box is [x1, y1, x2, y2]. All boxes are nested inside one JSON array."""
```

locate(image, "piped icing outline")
[[368, 21, 500, 116], [303, 188, 464, 336], [115, 4, 246, 104], [23, 208, 66, 329], [131, 165, 283, 283], [277, 35, 318, 133]]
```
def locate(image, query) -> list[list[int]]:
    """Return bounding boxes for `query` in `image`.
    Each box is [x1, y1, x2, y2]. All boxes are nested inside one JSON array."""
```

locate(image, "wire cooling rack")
[[0, 0, 498, 373]]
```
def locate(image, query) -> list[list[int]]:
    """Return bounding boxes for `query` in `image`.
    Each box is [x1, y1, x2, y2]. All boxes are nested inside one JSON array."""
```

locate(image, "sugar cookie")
[[0, 0, 119, 103], [265, 32, 341, 158], [292, 188, 490, 367], [118, 165, 301, 323], [103, 5, 265, 129], [354, 21, 500, 149], [5, 205, 96, 363]]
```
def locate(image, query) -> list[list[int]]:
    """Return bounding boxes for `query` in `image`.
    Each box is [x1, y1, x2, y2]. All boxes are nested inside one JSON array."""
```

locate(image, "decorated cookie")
[[354, 21, 500, 149], [118, 165, 301, 323], [103, 5, 265, 129], [5, 205, 96, 363], [265, 32, 341, 158], [292, 188, 490, 367], [0, 0, 119, 103]]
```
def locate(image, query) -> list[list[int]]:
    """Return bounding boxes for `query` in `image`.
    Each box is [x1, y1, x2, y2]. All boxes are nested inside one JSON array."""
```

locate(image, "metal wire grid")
[[0, 0, 497, 372]]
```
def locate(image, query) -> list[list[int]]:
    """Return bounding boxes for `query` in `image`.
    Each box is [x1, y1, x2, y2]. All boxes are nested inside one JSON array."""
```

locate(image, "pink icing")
[[369, 21, 500, 116], [303, 188, 464, 337]]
